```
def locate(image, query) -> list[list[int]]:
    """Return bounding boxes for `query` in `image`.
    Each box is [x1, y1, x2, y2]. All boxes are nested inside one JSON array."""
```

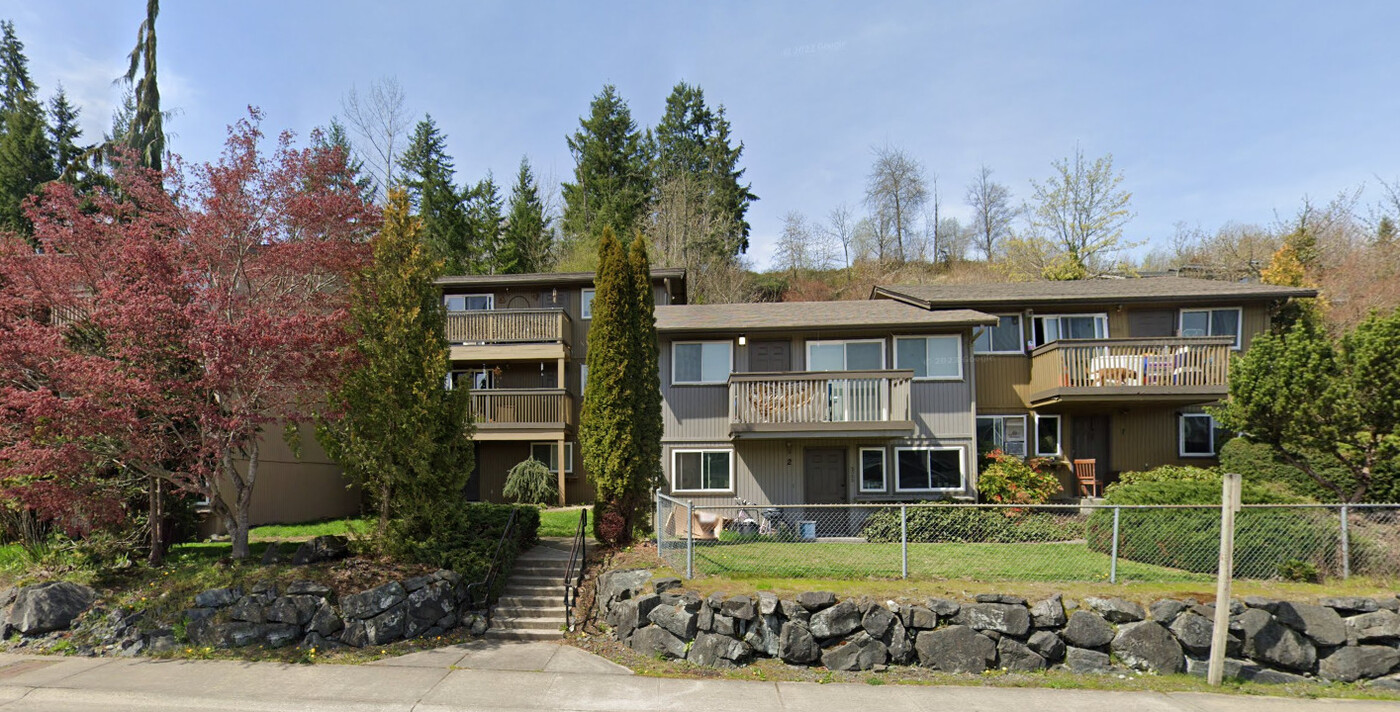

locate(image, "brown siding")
[[238, 424, 360, 525], [974, 356, 1030, 410], [1110, 405, 1218, 473], [475, 440, 595, 505]]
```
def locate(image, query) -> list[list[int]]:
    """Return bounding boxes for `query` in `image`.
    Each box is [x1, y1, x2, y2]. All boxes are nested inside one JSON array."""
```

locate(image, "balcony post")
[[557, 438, 567, 507]]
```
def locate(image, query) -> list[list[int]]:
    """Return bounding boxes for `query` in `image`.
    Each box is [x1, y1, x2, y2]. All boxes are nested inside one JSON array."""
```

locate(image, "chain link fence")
[[655, 493, 1400, 585]]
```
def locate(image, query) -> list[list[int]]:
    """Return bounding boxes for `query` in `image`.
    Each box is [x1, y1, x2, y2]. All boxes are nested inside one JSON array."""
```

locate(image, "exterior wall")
[[237, 423, 361, 526], [1108, 404, 1218, 473], [474, 440, 596, 506]]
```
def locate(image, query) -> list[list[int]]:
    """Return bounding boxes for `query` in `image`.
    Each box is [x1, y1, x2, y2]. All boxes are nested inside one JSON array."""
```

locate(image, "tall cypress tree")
[[498, 157, 552, 273], [399, 115, 473, 274], [561, 85, 651, 242], [0, 20, 56, 240], [628, 234, 662, 505]]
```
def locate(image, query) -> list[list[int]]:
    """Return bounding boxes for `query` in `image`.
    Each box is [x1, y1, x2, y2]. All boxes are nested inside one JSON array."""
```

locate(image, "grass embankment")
[[538, 506, 589, 538]]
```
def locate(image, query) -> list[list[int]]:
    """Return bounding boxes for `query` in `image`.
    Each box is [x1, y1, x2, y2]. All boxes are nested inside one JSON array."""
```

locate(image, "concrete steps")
[[483, 542, 576, 641]]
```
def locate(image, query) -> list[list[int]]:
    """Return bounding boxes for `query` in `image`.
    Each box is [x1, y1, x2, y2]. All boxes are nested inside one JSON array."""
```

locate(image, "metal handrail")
[[463, 507, 519, 626], [563, 508, 587, 632]]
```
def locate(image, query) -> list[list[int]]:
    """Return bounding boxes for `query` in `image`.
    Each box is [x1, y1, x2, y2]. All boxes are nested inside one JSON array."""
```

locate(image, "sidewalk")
[[0, 642, 1395, 712]]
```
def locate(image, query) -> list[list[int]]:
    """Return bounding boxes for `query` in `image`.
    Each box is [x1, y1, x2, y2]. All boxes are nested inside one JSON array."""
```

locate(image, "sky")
[[3, 1, 1399, 269]]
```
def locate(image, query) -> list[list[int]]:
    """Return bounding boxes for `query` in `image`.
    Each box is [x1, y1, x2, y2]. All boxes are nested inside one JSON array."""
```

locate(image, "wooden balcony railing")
[[471, 389, 573, 427], [444, 308, 571, 346], [1028, 337, 1234, 399], [728, 370, 913, 427]]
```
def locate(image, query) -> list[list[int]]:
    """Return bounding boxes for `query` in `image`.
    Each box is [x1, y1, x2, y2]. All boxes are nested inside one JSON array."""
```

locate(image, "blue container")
[[798, 520, 817, 540]]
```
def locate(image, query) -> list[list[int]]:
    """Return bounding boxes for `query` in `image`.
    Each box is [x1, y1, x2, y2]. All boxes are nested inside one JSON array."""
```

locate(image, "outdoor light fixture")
[[738, 335, 747, 346]]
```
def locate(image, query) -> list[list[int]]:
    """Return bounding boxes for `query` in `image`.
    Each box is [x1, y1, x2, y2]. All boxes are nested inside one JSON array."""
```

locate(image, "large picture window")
[[976, 415, 1028, 457], [895, 447, 964, 492], [894, 335, 962, 380], [672, 341, 733, 384], [672, 449, 733, 492], [529, 442, 574, 474], [1033, 314, 1107, 345], [973, 315, 1024, 354], [1180, 307, 1242, 349], [807, 339, 884, 371], [859, 448, 887, 493]]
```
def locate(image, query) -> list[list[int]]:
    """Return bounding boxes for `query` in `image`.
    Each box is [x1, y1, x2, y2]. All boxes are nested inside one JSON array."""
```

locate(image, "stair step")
[[512, 567, 568, 576], [484, 628, 564, 642], [490, 616, 564, 631], [508, 575, 563, 586], [496, 596, 560, 607]]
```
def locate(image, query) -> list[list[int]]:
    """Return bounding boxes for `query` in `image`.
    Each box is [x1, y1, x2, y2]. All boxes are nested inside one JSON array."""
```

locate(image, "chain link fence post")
[[1109, 506, 1121, 584], [900, 503, 908, 579], [1340, 504, 1351, 580], [685, 499, 694, 580]]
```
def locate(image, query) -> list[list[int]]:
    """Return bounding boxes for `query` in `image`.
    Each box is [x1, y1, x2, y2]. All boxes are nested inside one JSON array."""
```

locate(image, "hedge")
[[387, 502, 540, 595], [863, 505, 1084, 544]]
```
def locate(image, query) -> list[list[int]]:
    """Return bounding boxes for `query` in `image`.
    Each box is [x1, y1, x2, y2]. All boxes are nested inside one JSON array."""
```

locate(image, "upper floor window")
[[973, 315, 1025, 354], [1033, 314, 1107, 345], [580, 289, 596, 319], [894, 335, 962, 380], [445, 369, 493, 391], [672, 341, 732, 384], [807, 339, 884, 372], [1180, 307, 1241, 349], [444, 294, 493, 312], [976, 415, 1027, 457]]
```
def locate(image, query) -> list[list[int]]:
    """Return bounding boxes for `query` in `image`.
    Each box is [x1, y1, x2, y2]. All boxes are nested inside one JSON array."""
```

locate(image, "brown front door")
[[748, 340, 790, 373], [803, 448, 846, 504], [1071, 414, 1112, 478]]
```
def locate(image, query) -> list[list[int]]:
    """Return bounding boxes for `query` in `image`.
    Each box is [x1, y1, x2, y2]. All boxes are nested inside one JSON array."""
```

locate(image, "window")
[[1179, 413, 1226, 457], [1180, 307, 1242, 349], [445, 369, 493, 391], [973, 315, 1025, 354], [895, 447, 964, 492], [530, 442, 574, 474], [672, 449, 732, 492], [895, 335, 962, 380], [1035, 414, 1062, 456], [579, 363, 588, 396], [672, 341, 733, 384], [807, 339, 884, 371], [859, 448, 887, 493], [580, 289, 596, 320], [976, 415, 1028, 457], [444, 294, 494, 312], [1032, 314, 1108, 345]]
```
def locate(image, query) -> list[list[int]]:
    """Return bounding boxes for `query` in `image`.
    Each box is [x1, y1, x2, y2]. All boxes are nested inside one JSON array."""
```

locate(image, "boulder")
[[757, 592, 780, 616], [597, 569, 653, 608], [1061, 610, 1114, 649], [926, 598, 961, 617], [1184, 657, 1311, 684], [1372, 675, 1400, 691], [1320, 597, 1380, 615], [720, 595, 756, 621], [885, 619, 914, 665], [902, 605, 936, 630], [1030, 595, 1067, 628], [285, 580, 332, 597], [975, 593, 1028, 606], [630, 625, 687, 659], [1169, 612, 1217, 655], [291, 535, 350, 566], [1111, 621, 1183, 674], [1084, 596, 1144, 624], [958, 602, 1030, 636], [1273, 601, 1346, 647], [341, 582, 406, 620], [780, 600, 811, 623], [228, 597, 266, 624], [406, 582, 455, 626], [1246, 618, 1317, 673], [821, 631, 888, 672], [194, 586, 242, 609], [8, 582, 97, 635], [712, 614, 737, 637], [744, 614, 781, 657], [401, 575, 432, 592], [607, 593, 661, 639], [341, 603, 407, 647], [997, 636, 1046, 671], [1027, 630, 1066, 662], [1241, 596, 1280, 613], [915, 625, 996, 673], [1318, 645, 1400, 683], [266, 595, 320, 627], [1347, 610, 1400, 642], [1065, 646, 1112, 674], [809, 600, 862, 639], [264, 624, 301, 648], [796, 591, 837, 611], [309, 602, 343, 637], [647, 602, 698, 639], [778, 622, 820, 664], [652, 577, 682, 594], [688, 632, 751, 667], [1149, 599, 1187, 625], [862, 605, 895, 638], [696, 602, 714, 632]]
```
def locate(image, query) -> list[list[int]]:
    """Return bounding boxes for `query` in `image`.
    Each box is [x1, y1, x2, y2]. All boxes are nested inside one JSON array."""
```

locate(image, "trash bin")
[[732, 520, 758, 537], [798, 520, 817, 540]]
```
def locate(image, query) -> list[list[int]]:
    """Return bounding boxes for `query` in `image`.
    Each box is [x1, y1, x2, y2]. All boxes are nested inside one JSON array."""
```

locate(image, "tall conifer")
[[499, 157, 552, 273]]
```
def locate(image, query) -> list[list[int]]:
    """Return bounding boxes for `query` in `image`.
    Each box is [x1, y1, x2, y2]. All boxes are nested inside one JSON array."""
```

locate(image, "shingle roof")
[[655, 300, 996, 333], [874, 276, 1317, 308], [436, 267, 686, 288]]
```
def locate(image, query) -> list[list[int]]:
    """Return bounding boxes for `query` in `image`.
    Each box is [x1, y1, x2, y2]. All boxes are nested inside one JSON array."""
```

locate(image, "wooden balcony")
[[471, 389, 574, 440], [445, 308, 571, 361], [728, 370, 915, 438], [1028, 337, 1233, 406]]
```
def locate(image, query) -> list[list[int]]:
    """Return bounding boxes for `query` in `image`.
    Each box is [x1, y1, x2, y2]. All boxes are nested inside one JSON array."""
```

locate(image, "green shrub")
[[1218, 437, 1400, 504], [385, 502, 540, 595], [503, 459, 558, 505], [977, 451, 1062, 505], [863, 505, 1083, 544], [1115, 464, 1219, 486]]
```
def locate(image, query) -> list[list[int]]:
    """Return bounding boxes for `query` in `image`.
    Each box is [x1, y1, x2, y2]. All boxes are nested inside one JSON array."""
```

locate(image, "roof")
[[655, 300, 996, 333], [874, 276, 1318, 309], [437, 267, 687, 302]]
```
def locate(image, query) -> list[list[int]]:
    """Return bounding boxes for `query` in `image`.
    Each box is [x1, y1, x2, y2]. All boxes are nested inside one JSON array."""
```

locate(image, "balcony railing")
[[1028, 337, 1233, 402], [471, 389, 574, 428], [728, 370, 913, 431], [444, 308, 571, 346]]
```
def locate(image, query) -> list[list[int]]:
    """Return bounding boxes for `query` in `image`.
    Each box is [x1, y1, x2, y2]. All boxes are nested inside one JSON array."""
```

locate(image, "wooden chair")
[[1074, 459, 1100, 498]]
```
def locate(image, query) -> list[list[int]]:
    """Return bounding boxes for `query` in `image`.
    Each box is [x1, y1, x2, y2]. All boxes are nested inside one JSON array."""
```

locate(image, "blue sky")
[[3, 1, 1398, 268]]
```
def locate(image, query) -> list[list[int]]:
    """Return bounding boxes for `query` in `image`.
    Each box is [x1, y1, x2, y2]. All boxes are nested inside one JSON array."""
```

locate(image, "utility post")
[[1208, 472, 1242, 686]]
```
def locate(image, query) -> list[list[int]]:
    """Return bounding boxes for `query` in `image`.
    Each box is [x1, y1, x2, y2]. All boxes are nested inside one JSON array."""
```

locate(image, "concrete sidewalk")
[[0, 643, 1396, 712]]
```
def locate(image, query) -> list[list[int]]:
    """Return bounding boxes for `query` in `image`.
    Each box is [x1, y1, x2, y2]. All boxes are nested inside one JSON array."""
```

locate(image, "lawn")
[[538, 506, 589, 537], [249, 517, 370, 541]]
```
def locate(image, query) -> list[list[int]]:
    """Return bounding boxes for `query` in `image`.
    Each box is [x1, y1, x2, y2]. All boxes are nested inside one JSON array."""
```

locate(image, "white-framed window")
[[579, 363, 588, 396], [444, 294, 494, 312], [895, 446, 965, 492], [530, 442, 574, 474], [807, 339, 885, 371], [1035, 414, 1062, 456], [894, 335, 963, 380], [859, 447, 887, 493], [1032, 313, 1108, 346], [580, 288, 596, 320], [976, 415, 1028, 457], [1180, 307, 1242, 349], [671, 341, 733, 384], [973, 315, 1025, 354], [672, 449, 733, 493], [445, 369, 493, 391], [1179, 413, 1223, 457]]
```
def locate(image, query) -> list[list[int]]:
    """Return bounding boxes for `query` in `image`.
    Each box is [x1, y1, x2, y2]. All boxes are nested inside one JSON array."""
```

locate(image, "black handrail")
[[563, 508, 587, 632], [464, 507, 519, 626]]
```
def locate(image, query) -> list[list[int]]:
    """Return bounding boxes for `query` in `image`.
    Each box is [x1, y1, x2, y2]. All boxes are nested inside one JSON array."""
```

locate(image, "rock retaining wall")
[[596, 570, 1400, 688]]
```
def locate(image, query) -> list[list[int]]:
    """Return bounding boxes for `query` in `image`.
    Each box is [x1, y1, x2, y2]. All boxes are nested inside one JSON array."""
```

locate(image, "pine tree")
[[315, 119, 374, 202], [464, 174, 504, 273], [122, 0, 163, 171], [399, 115, 473, 273], [48, 87, 85, 179], [561, 85, 651, 242], [0, 20, 56, 240], [498, 157, 552, 273]]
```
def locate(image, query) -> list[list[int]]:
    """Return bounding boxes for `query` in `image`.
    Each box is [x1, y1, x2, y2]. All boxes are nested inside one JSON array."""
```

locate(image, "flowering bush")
[[977, 450, 1062, 505]]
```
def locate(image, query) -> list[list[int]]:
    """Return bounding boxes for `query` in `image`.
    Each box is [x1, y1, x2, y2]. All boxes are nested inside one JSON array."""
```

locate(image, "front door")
[[803, 448, 847, 536], [748, 340, 790, 373], [1070, 414, 1112, 481]]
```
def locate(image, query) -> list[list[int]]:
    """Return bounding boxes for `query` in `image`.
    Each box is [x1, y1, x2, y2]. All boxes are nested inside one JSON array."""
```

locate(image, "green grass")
[[248, 517, 370, 541], [538, 507, 589, 537]]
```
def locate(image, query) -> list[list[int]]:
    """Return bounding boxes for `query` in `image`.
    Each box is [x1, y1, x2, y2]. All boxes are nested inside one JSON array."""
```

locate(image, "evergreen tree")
[[628, 234, 662, 508], [561, 85, 651, 242], [314, 119, 374, 202], [464, 174, 504, 273], [48, 87, 84, 177], [0, 20, 56, 240], [122, 0, 163, 171], [399, 115, 473, 273], [498, 157, 552, 273]]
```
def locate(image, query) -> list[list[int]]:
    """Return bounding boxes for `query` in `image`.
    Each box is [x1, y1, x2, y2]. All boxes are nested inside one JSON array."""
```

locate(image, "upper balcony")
[[445, 308, 572, 361], [1027, 337, 1233, 406], [728, 370, 915, 438]]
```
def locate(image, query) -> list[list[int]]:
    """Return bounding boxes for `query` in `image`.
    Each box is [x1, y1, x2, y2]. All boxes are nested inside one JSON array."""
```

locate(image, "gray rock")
[[1183, 657, 1311, 684], [705, 591, 727, 610], [651, 577, 682, 594], [809, 600, 862, 639], [780, 600, 810, 623], [341, 603, 407, 647], [1273, 601, 1346, 647], [227, 622, 266, 647], [1149, 599, 1187, 625], [885, 619, 913, 665], [915, 625, 996, 673], [744, 614, 781, 657], [406, 581, 455, 625], [958, 602, 1030, 636], [310, 602, 343, 637], [1320, 597, 1380, 615], [193, 586, 242, 609], [1027, 630, 1065, 662], [796, 591, 837, 611], [264, 624, 301, 648], [902, 605, 936, 630], [696, 602, 714, 632], [647, 602, 698, 639], [1061, 610, 1114, 649], [259, 542, 282, 565], [975, 593, 1028, 606], [228, 597, 265, 624], [266, 595, 320, 626], [1030, 595, 1067, 628], [1241, 596, 1279, 613], [607, 593, 661, 639], [779, 622, 820, 664], [997, 636, 1046, 671], [597, 569, 652, 608], [1246, 618, 1317, 673], [1372, 675, 1400, 691], [184, 607, 217, 624], [146, 633, 177, 655], [688, 632, 751, 667], [400, 575, 432, 593], [1347, 610, 1400, 642], [7, 582, 98, 636], [1112, 621, 1183, 674], [1085, 596, 1144, 624], [291, 535, 350, 566], [757, 592, 779, 616], [1169, 612, 1217, 655], [720, 595, 756, 621], [926, 598, 961, 617], [862, 605, 895, 638], [630, 625, 686, 659], [341, 582, 406, 620], [822, 631, 888, 671], [1065, 646, 1111, 674], [1318, 645, 1400, 682], [712, 614, 737, 637], [285, 580, 332, 597]]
